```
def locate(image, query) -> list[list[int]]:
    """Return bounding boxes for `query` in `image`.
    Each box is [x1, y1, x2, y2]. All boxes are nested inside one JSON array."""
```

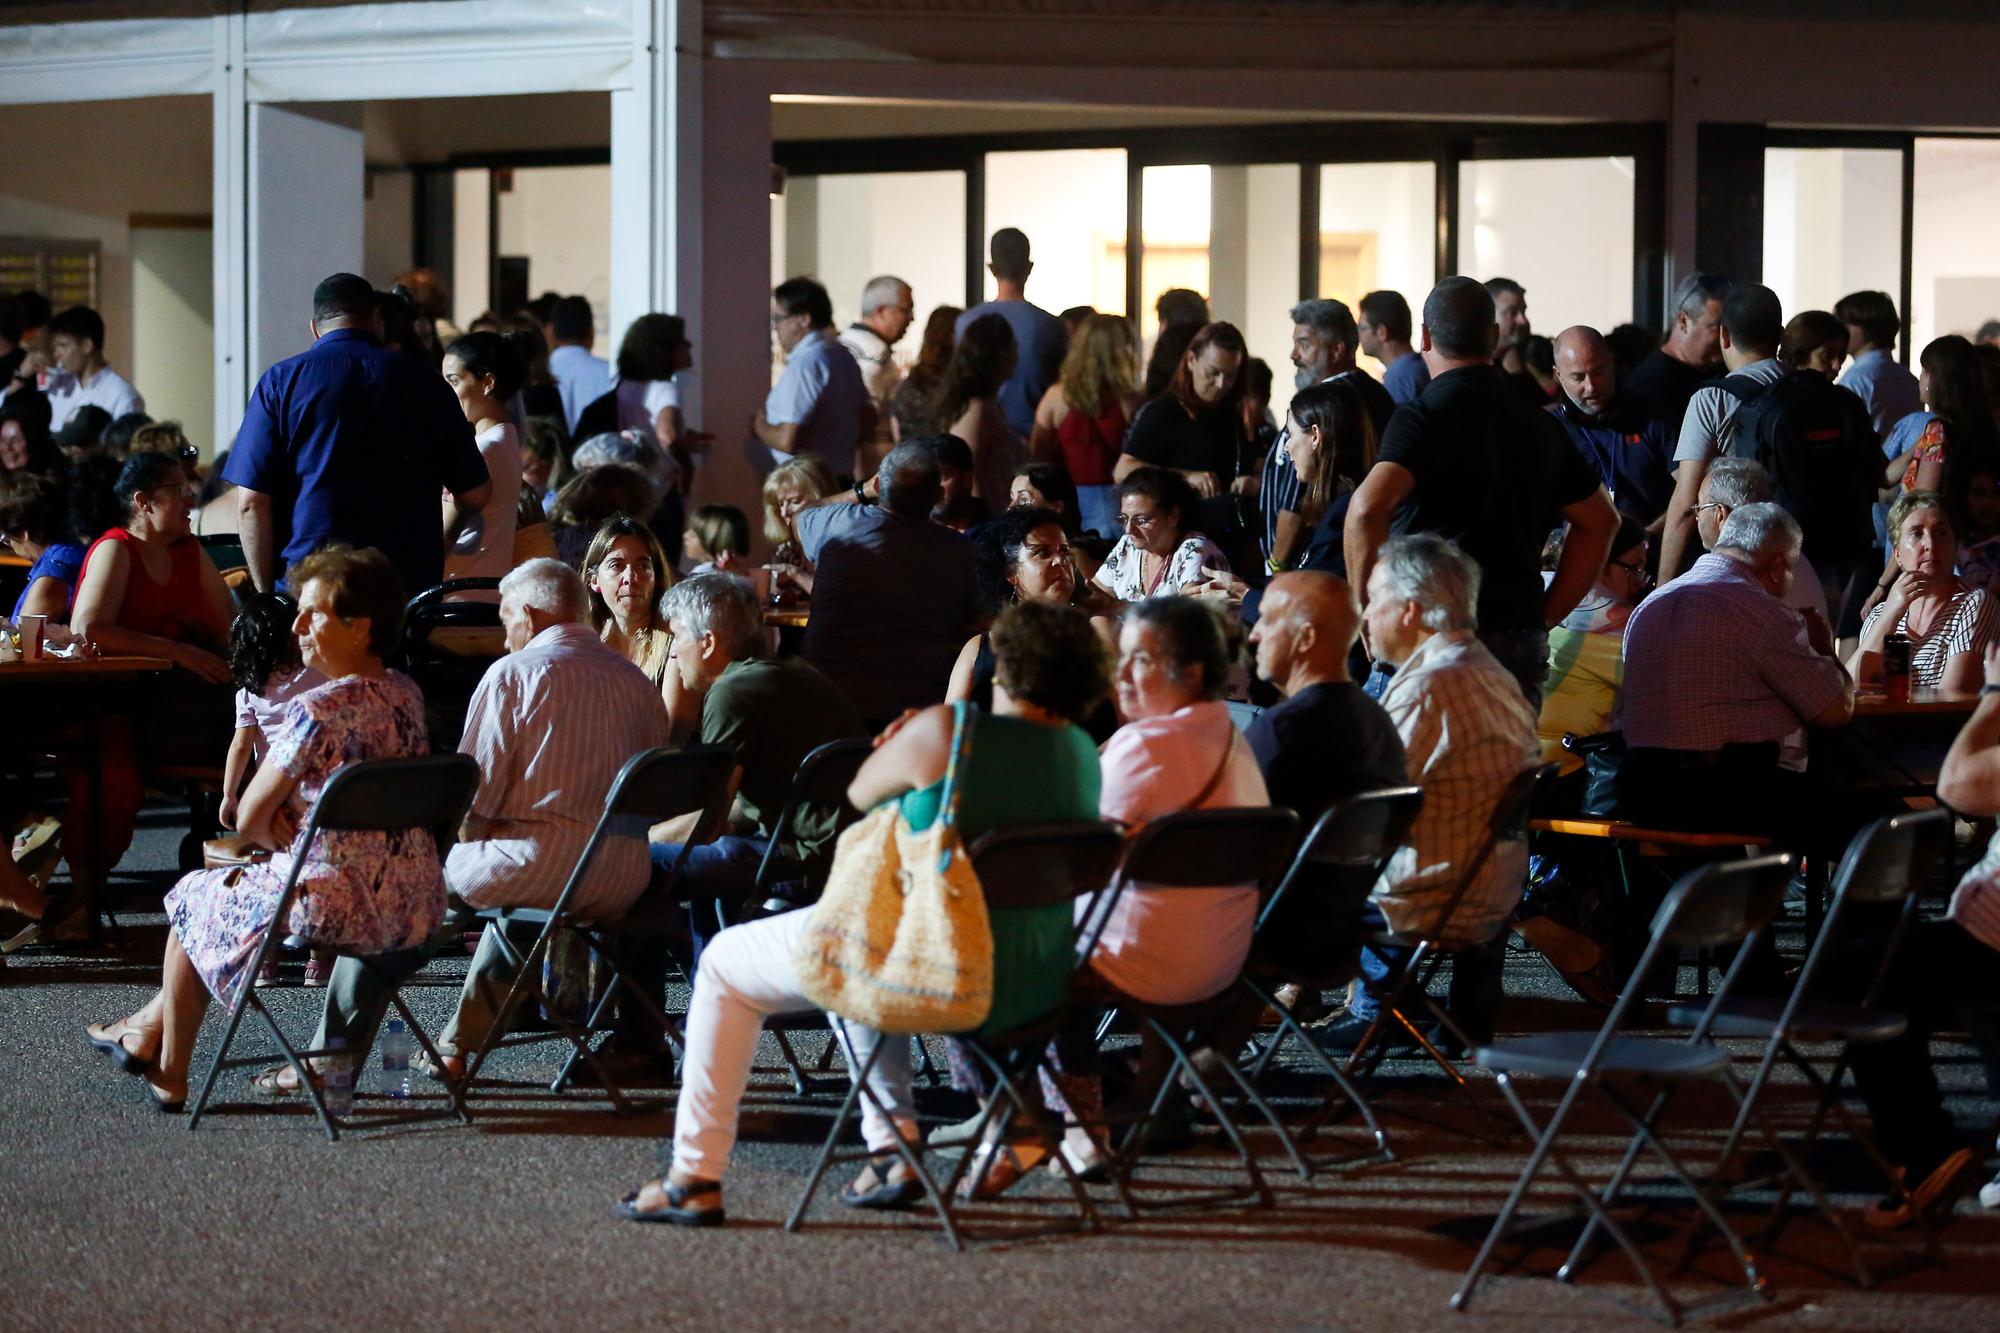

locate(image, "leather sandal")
[[958, 1140, 1049, 1201], [615, 1177, 724, 1227], [841, 1150, 925, 1210], [85, 1022, 155, 1077]]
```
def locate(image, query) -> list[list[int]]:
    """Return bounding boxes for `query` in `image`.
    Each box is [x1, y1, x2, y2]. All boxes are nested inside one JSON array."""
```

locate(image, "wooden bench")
[[1531, 817, 1772, 857]]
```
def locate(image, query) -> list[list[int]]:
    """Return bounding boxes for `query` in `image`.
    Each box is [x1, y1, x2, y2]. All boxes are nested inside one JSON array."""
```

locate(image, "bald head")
[[1554, 326, 1616, 417], [1250, 571, 1360, 694]]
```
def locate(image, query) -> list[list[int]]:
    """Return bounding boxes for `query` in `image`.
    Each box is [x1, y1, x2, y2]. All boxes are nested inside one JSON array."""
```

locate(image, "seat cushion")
[[1476, 1031, 1731, 1080], [1664, 995, 1908, 1045]]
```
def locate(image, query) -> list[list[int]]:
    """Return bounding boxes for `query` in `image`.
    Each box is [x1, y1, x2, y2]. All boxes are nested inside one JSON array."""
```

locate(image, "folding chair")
[[1077, 806, 1302, 1211], [1342, 765, 1553, 1140], [458, 744, 740, 1114], [1451, 852, 1797, 1325], [1240, 785, 1425, 1174], [1662, 808, 1951, 1286], [399, 578, 505, 753], [187, 754, 481, 1141], [785, 820, 1128, 1250]]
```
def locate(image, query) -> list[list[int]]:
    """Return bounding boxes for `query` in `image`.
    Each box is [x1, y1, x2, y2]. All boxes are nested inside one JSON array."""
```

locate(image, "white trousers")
[[671, 908, 914, 1179]]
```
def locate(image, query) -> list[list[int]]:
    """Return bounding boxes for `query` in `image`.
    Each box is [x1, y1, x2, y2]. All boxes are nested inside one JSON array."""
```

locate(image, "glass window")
[[1457, 156, 1634, 335], [495, 164, 612, 338], [1911, 138, 2000, 354], [1140, 163, 1211, 330], [984, 148, 1127, 314], [773, 170, 967, 339], [1762, 147, 1903, 348], [1209, 164, 1301, 420], [1320, 161, 1435, 377]]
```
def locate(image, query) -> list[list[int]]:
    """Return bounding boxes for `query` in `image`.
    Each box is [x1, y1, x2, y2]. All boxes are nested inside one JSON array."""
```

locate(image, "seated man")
[[1320, 535, 1540, 1051], [650, 571, 865, 962], [270, 558, 671, 1088]]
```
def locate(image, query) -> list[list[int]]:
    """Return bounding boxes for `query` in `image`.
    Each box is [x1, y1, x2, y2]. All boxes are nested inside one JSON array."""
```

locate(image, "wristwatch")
[[852, 480, 869, 505]]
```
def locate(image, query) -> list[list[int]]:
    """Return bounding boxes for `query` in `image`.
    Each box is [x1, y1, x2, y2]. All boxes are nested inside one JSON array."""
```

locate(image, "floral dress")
[[164, 672, 444, 1005], [1092, 532, 1230, 602]]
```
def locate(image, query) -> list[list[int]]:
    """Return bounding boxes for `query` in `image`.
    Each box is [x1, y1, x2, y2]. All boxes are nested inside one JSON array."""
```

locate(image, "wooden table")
[[761, 606, 809, 630], [1814, 688, 1978, 797], [0, 653, 175, 682]]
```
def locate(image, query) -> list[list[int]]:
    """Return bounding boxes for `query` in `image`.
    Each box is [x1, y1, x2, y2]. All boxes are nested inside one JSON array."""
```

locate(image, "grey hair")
[[859, 275, 909, 317], [1670, 271, 1731, 320], [1715, 501, 1803, 560], [1288, 297, 1358, 350], [660, 571, 767, 661], [1374, 533, 1481, 633], [1704, 455, 1772, 509], [574, 428, 681, 493], [499, 557, 589, 624]]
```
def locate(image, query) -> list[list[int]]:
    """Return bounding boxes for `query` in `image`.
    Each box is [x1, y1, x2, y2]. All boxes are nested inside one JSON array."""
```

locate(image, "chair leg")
[[189, 924, 300, 1132], [1147, 1018, 1273, 1209]]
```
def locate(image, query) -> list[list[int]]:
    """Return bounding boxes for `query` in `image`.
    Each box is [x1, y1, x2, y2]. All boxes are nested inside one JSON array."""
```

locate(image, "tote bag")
[[793, 703, 994, 1034]]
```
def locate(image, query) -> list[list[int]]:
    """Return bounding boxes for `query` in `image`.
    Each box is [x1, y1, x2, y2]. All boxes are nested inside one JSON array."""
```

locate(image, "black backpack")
[[1715, 369, 1877, 564]]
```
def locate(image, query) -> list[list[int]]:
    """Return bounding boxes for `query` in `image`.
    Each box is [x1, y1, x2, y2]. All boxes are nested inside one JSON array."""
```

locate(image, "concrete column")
[[211, 11, 248, 447], [1207, 165, 1249, 328], [695, 70, 775, 529], [245, 101, 363, 383]]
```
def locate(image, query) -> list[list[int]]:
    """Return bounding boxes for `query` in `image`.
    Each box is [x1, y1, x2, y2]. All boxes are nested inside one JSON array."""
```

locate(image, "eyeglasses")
[[1688, 501, 1724, 518], [1117, 511, 1161, 531], [1609, 556, 1651, 581]]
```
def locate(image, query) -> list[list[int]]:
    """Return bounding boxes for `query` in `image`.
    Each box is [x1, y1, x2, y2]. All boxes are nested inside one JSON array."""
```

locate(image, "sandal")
[[249, 1063, 320, 1097], [142, 1071, 186, 1114], [85, 1021, 155, 1077], [615, 1177, 724, 1227], [412, 1049, 466, 1083], [841, 1150, 925, 1211], [958, 1140, 1049, 1201]]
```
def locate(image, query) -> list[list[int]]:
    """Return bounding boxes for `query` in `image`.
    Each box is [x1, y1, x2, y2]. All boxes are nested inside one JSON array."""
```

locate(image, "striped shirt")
[[1949, 825, 2000, 952], [1619, 553, 1848, 752], [1373, 630, 1541, 948], [448, 621, 673, 917], [1858, 583, 1998, 689]]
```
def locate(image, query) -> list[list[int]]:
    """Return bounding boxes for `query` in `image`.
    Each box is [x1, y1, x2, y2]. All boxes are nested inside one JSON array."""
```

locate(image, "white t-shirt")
[[444, 420, 523, 586], [46, 364, 144, 426]]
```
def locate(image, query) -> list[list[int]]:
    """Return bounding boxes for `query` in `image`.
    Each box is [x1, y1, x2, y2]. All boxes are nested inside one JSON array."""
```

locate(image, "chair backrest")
[[1115, 806, 1301, 891], [1795, 808, 1950, 1012], [968, 821, 1127, 912], [304, 753, 480, 851], [1646, 852, 1795, 950], [752, 736, 876, 895], [552, 745, 742, 922], [1255, 785, 1424, 935]]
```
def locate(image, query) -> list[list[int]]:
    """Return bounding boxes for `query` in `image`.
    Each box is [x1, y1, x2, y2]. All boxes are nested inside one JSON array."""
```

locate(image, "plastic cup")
[[18, 614, 45, 662], [752, 567, 773, 604]]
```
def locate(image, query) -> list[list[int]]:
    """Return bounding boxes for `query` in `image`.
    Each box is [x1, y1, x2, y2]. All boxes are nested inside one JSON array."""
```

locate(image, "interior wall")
[[495, 164, 613, 339], [130, 225, 214, 455], [1910, 138, 2000, 353], [1457, 156, 1636, 334], [363, 167, 416, 288]]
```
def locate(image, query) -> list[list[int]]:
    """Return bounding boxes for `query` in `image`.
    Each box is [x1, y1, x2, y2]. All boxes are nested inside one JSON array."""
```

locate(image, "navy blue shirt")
[[1545, 393, 1676, 526], [225, 328, 487, 593]]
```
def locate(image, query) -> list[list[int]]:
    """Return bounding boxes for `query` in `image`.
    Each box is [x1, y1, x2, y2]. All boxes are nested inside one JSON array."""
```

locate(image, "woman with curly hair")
[[927, 312, 1026, 503], [1029, 313, 1142, 538]]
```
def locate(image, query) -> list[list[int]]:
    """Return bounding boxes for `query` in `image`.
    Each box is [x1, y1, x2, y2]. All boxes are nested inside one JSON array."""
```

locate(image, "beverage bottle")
[[382, 1018, 413, 1099], [1883, 631, 1912, 703], [324, 1037, 354, 1116]]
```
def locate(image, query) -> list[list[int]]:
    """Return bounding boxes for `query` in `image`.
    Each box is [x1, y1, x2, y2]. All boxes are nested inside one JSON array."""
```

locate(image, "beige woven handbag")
[[793, 703, 993, 1035]]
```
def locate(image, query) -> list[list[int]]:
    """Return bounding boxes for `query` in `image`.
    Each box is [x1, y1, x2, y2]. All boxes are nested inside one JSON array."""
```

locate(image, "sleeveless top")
[[1055, 396, 1128, 486], [80, 527, 209, 644]]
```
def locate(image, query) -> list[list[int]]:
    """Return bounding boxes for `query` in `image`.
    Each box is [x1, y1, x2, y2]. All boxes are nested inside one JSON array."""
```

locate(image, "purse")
[[793, 702, 994, 1035], [202, 834, 273, 870]]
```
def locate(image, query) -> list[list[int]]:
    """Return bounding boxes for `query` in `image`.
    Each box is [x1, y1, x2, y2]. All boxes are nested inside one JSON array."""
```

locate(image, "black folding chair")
[[1662, 808, 1951, 1286], [458, 745, 740, 1114], [1077, 806, 1302, 1211], [187, 754, 481, 1141], [1240, 786, 1425, 1174], [1451, 852, 1797, 1325], [399, 578, 505, 753], [1342, 765, 1553, 1140], [785, 820, 1128, 1250]]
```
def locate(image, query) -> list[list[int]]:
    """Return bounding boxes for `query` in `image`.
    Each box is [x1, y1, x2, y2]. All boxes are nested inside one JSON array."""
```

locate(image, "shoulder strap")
[[1182, 716, 1235, 813], [1713, 372, 1771, 403], [936, 701, 975, 832]]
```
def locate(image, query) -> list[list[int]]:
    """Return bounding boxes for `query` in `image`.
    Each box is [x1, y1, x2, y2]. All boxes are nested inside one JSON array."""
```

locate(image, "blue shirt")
[[11, 540, 84, 621], [549, 344, 614, 436], [763, 331, 868, 470], [1836, 348, 1923, 444], [1546, 393, 1677, 524], [956, 299, 1067, 438], [225, 328, 487, 595], [1383, 353, 1431, 406]]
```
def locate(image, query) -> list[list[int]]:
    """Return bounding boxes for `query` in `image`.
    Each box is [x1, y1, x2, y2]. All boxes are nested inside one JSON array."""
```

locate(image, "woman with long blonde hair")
[[1028, 313, 1142, 537]]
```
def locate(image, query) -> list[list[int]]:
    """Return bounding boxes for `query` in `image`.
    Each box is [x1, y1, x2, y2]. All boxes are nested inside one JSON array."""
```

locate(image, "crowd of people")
[[9, 237, 2000, 1236]]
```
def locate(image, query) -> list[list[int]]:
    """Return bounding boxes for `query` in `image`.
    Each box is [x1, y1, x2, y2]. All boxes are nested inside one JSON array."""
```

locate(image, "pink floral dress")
[[164, 672, 444, 1005]]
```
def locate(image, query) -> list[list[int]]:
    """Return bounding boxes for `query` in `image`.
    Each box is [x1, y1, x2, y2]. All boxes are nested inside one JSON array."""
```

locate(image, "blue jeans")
[[650, 836, 786, 965], [1348, 901, 1508, 1048]]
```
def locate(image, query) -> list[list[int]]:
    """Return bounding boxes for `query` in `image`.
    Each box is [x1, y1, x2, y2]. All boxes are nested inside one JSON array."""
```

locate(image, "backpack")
[[1715, 369, 1877, 564]]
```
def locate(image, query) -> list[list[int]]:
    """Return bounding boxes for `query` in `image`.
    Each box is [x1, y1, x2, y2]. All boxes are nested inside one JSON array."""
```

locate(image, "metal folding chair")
[[1341, 765, 1553, 1140], [1662, 808, 1951, 1286], [399, 578, 505, 752], [458, 744, 741, 1114], [186, 754, 481, 1141], [1451, 852, 1797, 1325], [1076, 806, 1302, 1211], [1240, 786, 1425, 1174], [785, 820, 1128, 1249]]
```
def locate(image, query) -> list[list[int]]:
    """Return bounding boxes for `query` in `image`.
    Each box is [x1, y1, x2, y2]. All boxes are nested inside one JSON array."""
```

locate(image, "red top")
[[80, 527, 208, 644], [1055, 397, 1129, 486]]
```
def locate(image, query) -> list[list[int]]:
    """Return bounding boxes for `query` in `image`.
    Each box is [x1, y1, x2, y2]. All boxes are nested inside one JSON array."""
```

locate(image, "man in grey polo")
[[755, 276, 869, 475]]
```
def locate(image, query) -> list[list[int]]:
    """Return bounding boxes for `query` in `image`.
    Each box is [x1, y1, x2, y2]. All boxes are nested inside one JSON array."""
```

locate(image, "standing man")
[[1624, 272, 1729, 436], [1835, 289, 1923, 444], [1548, 325, 1677, 529], [1344, 277, 1618, 708], [1358, 290, 1430, 406], [837, 275, 914, 480], [756, 276, 869, 474], [18, 306, 144, 424], [227, 273, 490, 595], [956, 228, 1067, 439], [1485, 277, 1543, 408], [547, 295, 613, 435], [1260, 298, 1395, 571]]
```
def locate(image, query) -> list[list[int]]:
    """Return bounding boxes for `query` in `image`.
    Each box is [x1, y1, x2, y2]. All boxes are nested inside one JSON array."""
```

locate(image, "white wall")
[[496, 163, 613, 338], [1209, 163, 1301, 418], [1458, 156, 1635, 333], [1320, 160, 1435, 303], [362, 167, 415, 287], [809, 171, 966, 338], [130, 225, 215, 456], [983, 148, 1128, 315], [1911, 138, 2000, 353], [451, 167, 490, 330], [1762, 147, 1903, 334]]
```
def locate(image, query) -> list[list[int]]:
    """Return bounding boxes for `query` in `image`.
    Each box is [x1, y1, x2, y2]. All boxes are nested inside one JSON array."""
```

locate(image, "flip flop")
[[958, 1140, 1049, 1201], [249, 1063, 318, 1098], [85, 1022, 153, 1077], [614, 1178, 724, 1227], [142, 1071, 185, 1114], [840, 1151, 925, 1210]]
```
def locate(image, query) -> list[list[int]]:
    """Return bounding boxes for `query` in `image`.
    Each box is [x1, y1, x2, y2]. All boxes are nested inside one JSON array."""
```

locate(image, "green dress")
[[893, 703, 1102, 1035]]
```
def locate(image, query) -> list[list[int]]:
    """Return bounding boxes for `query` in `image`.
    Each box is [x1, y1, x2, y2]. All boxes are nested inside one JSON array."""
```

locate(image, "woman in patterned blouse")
[[1089, 465, 1230, 602], [1849, 489, 1999, 693]]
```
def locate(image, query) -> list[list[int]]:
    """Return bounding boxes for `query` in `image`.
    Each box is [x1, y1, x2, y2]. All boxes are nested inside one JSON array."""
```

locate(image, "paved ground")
[[6, 805, 2000, 1331]]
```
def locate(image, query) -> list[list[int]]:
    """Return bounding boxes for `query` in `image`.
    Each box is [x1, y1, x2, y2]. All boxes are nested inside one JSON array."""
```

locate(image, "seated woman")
[[949, 505, 1118, 741], [1848, 489, 1998, 694], [584, 515, 676, 697], [1, 469, 85, 622], [1537, 515, 1651, 781], [1091, 466, 1230, 602], [1008, 460, 1103, 582], [1281, 376, 1380, 576], [928, 432, 992, 535], [681, 503, 749, 577], [82, 547, 439, 1109], [615, 600, 1111, 1226], [761, 454, 837, 597], [549, 462, 659, 570], [63, 452, 236, 903]]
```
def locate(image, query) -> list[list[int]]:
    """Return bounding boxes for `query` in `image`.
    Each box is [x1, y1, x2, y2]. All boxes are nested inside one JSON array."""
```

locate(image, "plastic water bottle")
[[382, 1019, 413, 1099], [324, 1037, 354, 1116]]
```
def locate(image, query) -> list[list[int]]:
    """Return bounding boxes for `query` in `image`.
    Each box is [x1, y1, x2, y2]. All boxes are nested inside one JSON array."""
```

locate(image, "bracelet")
[[1984, 684, 2000, 696]]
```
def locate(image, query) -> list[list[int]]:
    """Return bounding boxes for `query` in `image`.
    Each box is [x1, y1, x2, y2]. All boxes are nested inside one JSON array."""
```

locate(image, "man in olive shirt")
[[649, 572, 865, 961]]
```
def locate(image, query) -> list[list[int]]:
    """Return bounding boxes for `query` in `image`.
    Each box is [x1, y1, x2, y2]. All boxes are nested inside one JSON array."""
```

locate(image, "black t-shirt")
[[1124, 395, 1245, 482], [1376, 365, 1602, 635], [1623, 347, 1719, 438], [1339, 367, 1397, 438]]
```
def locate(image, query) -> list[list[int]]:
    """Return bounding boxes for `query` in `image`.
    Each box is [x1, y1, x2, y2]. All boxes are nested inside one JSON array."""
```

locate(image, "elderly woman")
[[1, 470, 85, 622], [82, 546, 438, 1109], [1849, 489, 1998, 693], [0, 390, 60, 478], [616, 599, 1111, 1225], [1091, 465, 1230, 602]]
